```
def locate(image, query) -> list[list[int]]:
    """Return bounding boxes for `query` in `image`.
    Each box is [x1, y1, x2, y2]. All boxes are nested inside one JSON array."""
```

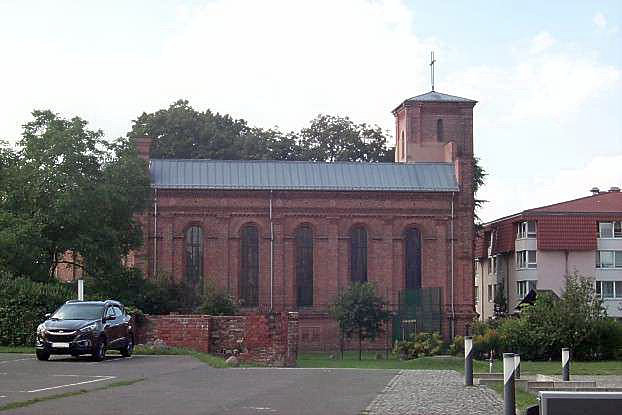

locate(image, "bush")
[[449, 335, 464, 356], [0, 276, 74, 346], [198, 281, 238, 316], [393, 332, 444, 359], [87, 269, 198, 315]]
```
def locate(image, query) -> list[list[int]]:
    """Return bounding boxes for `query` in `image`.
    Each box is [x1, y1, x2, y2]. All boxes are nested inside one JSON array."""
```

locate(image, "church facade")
[[133, 90, 477, 350]]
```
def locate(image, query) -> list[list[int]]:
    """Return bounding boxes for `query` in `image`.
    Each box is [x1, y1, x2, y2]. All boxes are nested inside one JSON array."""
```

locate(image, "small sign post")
[[562, 348, 570, 381], [78, 279, 84, 301], [464, 336, 473, 386], [503, 353, 516, 415]]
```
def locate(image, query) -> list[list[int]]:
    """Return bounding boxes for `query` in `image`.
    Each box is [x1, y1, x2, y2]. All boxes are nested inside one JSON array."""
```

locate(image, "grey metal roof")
[[404, 91, 476, 103], [150, 159, 459, 192]]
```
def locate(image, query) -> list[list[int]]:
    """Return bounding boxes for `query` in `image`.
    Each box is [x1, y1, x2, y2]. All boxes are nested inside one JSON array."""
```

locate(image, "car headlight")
[[79, 323, 97, 333], [37, 324, 45, 334]]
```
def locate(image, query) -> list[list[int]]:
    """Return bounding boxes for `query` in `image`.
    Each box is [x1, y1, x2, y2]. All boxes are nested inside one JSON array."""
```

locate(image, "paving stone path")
[[364, 370, 504, 415]]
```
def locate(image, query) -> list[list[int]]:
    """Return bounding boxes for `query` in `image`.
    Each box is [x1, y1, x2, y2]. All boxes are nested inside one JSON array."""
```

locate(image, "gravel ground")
[[363, 370, 504, 415]]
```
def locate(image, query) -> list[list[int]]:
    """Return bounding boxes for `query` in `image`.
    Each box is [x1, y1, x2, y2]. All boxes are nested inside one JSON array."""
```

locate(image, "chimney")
[[135, 136, 152, 161], [609, 186, 621, 193], [590, 187, 600, 195]]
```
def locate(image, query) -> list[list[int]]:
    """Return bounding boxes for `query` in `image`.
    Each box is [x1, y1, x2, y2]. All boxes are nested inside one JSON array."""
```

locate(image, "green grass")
[[487, 381, 538, 415], [297, 351, 622, 375], [0, 378, 144, 412], [133, 345, 229, 368], [0, 346, 33, 353]]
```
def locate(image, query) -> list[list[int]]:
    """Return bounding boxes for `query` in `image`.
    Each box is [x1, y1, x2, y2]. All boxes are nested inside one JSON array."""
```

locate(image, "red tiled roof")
[[527, 191, 622, 214], [474, 229, 487, 259], [476, 191, 622, 254]]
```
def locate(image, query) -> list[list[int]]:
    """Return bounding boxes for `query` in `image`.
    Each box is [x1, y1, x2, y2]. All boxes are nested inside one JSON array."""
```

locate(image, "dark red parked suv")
[[35, 300, 134, 361]]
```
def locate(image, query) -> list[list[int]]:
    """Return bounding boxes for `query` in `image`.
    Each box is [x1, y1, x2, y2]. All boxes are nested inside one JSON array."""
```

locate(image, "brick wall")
[[137, 312, 298, 367]]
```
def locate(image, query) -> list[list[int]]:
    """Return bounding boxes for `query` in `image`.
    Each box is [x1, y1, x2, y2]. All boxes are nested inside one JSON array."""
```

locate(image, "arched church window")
[[404, 228, 422, 290], [185, 226, 203, 289], [295, 225, 314, 307], [240, 224, 259, 307], [436, 119, 444, 142], [350, 226, 368, 283]]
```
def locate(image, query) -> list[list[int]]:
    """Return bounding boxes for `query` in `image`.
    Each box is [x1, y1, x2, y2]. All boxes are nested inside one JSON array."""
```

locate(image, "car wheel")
[[120, 335, 133, 357], [36, 350, 50, 361], [92, 338, 106, 362]]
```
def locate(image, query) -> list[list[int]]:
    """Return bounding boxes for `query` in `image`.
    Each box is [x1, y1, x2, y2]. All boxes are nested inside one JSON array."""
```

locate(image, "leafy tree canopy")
[[128, 100, 394, 162], [330, 282, 392, 360], [0, 111, 151, 281]]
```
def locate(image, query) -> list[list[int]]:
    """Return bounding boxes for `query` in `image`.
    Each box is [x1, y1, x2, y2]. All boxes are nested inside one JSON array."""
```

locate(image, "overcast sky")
[[1, 0, 620, 222]]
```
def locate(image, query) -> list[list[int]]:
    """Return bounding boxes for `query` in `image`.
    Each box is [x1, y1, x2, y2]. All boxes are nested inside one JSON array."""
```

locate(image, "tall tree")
[[298, 114, 394, 162], [0, 111, 151, 281], [330, 282, 392, 360], [127, 100, 394, 162]]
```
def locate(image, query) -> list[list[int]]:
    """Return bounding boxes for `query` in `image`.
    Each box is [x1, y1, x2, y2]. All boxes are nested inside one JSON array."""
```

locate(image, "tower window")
[[401, 131, 405, 159], [436, 119, 444, 142]]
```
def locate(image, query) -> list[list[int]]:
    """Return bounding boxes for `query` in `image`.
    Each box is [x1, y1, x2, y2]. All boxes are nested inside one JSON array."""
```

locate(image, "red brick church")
[[132, 90, 477, 350]]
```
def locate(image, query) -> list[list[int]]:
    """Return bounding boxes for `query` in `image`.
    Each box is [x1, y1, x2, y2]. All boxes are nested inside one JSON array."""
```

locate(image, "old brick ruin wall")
[[136, 311, 299, 367]]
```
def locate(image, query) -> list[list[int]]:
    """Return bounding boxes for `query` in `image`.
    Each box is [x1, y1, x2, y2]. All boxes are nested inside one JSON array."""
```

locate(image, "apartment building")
[[474, 188, 622, 320]]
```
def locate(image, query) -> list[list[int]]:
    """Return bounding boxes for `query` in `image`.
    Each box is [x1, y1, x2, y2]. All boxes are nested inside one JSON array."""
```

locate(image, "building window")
[[295, 225, 314, 307], [517, 280, 537, 299], [596, 251, 622, 268], [474, 286, 479, 304], [596, 281, 622, 299], [436, 119, 444, 142], [599, 221, 622, 238], [350, 226, 368, 283], [404, 228, 422, 290], [487, 284, 493, 302], [185, 226, 203, 288], [240, 225, 259, 307], [517, 250, 537, 269], [401, 131, 405, 159], [517, 221, 537, 239]]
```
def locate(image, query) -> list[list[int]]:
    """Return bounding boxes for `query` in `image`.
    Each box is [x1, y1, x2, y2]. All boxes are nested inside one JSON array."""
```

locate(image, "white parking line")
[[23, 375, 116, 393], [0, 358, 33, 365]]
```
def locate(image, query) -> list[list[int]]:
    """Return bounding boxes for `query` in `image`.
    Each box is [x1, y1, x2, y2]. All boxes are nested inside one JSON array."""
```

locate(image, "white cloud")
[[593, 12, 607, 29], [479, 154, 622, 221], [530, 31, 555, 54], [0, 0, 437, 146]]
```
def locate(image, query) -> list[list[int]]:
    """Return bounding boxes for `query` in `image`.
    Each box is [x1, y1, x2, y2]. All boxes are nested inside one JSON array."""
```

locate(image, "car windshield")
[[51, 304, 105, 320]]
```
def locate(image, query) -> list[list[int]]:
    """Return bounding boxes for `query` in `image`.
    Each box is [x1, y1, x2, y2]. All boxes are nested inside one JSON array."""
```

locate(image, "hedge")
[[0, 276, 74, 346]]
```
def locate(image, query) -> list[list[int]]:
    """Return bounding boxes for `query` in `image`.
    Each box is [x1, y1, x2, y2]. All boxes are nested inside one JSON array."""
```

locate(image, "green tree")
[[473, 157, 487, 224], [330, 282, 392, 360], [127, 100, 394, 162], [297, 114, 394, 162], [0, 110, 151, 281]]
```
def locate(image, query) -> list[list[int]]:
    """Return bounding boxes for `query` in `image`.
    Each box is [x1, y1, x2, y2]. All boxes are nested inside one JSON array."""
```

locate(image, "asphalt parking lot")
[[0, 353, 398, 414]]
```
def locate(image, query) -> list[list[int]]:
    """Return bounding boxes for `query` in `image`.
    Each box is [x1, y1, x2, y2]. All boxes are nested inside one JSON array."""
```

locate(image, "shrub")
[[393, 332, 444, 359], [198, 281, 238, 316], [0, 276, 74, 346], [473, 328, 501, 360], [449, 335, 464, 356]]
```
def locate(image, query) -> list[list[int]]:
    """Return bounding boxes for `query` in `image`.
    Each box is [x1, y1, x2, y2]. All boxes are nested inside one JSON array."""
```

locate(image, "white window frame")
[[517, 221, 537, 239], [596, 251, 622, 269], [516, 250, 537, 269], [596, 280, 622, 299], [599, 221, 622, 239], [517, 280, 537, 299]]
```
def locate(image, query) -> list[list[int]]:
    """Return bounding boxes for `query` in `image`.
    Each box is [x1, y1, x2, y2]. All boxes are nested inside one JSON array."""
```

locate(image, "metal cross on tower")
[[430, 51, 436, 91]]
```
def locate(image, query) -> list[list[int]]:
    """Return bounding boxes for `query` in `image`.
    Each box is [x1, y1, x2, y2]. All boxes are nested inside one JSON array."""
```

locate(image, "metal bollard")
[[514, 354, 520, 379], [562, 348, 570, 381], [464, 336, 473, 386], [503, 353, 516, 415]]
